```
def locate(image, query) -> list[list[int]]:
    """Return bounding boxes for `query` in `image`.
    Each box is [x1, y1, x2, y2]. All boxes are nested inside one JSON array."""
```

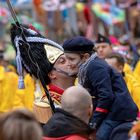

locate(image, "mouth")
[[67, 71, 78, 77], [69, 73, 77, 77]]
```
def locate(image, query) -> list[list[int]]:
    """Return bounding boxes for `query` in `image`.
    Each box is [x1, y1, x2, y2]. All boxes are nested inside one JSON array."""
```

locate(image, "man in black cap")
[[95, 33, 134, 77], [62, 36, 138, 140], [95, 33, 113, 59]]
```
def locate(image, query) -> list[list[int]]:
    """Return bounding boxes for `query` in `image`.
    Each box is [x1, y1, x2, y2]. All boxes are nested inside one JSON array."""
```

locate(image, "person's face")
[[96, 43, 113, 59], [65, 53, 82, 75], [54, 54, 68, 70], [49, 54, 69, 79], [105, 58, 123, 73]]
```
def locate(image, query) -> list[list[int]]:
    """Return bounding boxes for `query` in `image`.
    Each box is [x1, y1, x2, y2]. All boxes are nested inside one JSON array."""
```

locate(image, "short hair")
[[106, 52, 125, 67], [61, 86, 92, 122], [0, 109, 43, 140]]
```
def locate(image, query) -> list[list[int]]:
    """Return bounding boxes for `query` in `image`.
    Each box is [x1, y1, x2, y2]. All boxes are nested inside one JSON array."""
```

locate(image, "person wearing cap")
[[44, 45, 75, 105], [13, 46, 75, 112], [95, 33, 113, 59], [10, 24, 75, 123], [62, 36, 138, 140], [96, 34, 140, 108], [95, 33, 133, 75]]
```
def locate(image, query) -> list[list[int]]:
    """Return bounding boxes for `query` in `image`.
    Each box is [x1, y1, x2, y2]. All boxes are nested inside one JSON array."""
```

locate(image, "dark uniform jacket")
[[79, 56, 138, 128], [43, 108, 93, 140]]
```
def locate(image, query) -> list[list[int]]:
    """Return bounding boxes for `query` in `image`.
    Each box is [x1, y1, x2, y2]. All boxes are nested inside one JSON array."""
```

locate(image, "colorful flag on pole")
[[92, 3, 125, 25]]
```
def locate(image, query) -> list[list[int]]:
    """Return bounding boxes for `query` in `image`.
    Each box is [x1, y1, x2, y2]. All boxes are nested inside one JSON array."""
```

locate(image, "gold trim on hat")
[[44, 44, 64, 64]]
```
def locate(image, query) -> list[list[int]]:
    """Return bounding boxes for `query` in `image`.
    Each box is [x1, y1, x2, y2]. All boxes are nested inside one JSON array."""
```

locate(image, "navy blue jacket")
[[82, 57, 138, 127]]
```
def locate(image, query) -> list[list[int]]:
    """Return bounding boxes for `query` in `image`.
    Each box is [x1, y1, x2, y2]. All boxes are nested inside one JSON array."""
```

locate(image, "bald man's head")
[[61, 86, 93, 123]]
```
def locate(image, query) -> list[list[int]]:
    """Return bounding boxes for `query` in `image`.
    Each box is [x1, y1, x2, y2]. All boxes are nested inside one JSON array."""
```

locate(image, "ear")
[[82, 53, 90, 62], [110, 45, 113, 50], [88, 104, 93, 118], [48, 70, 56, 80], [118, 65, 124, 73]]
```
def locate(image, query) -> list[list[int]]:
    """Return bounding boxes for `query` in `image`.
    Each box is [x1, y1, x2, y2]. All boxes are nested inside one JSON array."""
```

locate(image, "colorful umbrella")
[[92, 3, 125, 25]]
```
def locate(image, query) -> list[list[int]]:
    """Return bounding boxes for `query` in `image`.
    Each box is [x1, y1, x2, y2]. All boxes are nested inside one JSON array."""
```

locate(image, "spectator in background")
[[105, 52, 140, 110], [0, 49, 18, 113], [95, 34, 113, 59], [0, 109, 43, 140], [95, 33, 133, 75]]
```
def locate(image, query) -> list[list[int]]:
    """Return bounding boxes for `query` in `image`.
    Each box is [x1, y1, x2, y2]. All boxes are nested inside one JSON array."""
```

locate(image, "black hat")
[[10, 24, 63, 85], [96, 34, 111, 45], [10, 24, 63, 112], [62, 36, 94, 53]]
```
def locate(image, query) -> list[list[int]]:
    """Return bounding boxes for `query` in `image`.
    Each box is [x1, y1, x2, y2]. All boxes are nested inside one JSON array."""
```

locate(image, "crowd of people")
[[0, 23, 140, 140], [0, 0, 140, 140]]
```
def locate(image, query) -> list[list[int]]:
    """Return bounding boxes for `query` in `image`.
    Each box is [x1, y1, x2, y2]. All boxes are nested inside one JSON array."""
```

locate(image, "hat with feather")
[[10, 24, 64, 112], [10, 24, 63, 85]]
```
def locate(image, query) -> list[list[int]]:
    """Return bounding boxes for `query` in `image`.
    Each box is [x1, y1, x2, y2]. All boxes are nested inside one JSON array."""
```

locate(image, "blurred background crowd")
[[1, 1, 140, 140], [0, 0, 140, 70]]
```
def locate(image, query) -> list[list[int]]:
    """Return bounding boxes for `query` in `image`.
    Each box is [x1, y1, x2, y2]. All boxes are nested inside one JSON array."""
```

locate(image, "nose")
[[65, 59, 72, 69], [98, 47, 103, 52], [66, 59, 72, 66]]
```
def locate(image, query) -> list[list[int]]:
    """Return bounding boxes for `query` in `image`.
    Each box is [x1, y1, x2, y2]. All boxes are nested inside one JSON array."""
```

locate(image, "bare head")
[[61, 86, 93, 124]]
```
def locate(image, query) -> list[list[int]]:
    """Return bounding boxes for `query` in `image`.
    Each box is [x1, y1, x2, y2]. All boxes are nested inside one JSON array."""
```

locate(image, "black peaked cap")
[[96, 33, 111, 44]]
